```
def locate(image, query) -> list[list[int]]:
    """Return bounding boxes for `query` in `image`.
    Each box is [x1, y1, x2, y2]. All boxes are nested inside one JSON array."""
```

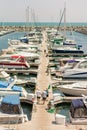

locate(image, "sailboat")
[[51, 1, 84, 56]]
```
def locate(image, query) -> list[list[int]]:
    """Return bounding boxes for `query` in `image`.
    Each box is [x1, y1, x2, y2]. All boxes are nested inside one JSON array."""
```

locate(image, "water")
[[1, 22, 87, 27], [21, 103, 33, 120], [55, 102, 70, 123], [66, 31, 87, 54], [53, 87, 70, 122], [0, 30, 87, 54], [0, 31, 26, 50]]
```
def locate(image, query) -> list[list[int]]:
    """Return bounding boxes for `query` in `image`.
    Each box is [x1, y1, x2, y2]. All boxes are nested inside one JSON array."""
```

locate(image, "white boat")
[[57, 81, 87, 96], [0, 94, 28, 123], [69, 97, 87, 124], [0, 55, 30, 69], [62, 58, 87, 79], [0, 69, 36, 85], [59, 58, 81, 72], [52, 45, 84, 55], [63, 39, 76, 46]]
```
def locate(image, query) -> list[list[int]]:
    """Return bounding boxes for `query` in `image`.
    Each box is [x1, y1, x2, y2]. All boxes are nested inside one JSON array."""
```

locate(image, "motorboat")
[[0, 75, 27, 97], [69, 97, 87, 124], [63, 39, 76, 46], [0, 94, 28, 123], [57, 81, 87, 96], [59, 59, 81, 72], [51, 45, 84, 56], [0, 55, 30, 69], [62, 59, 87, 79]]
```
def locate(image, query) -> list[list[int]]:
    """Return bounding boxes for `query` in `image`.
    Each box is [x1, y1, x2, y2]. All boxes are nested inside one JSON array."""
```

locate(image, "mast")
[[64, 0, 66, 39], [26, 6, 29, 31]]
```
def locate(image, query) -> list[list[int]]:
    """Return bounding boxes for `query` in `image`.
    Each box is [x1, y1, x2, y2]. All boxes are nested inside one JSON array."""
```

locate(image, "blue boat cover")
[[72, 99, 84, 108], [0, 81, 8, 88], [2, 95, 20, 105], [12, 85, 22, 92]]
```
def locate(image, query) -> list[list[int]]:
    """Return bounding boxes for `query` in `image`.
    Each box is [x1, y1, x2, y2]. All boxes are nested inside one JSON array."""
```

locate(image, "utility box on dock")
[[55, 114, 66, 125]]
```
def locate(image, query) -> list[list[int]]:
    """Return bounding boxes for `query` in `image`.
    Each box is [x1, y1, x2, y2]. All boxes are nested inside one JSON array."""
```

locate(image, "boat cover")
[[72, 99, 84, 108], [2, 95, 20, 105], [12, 85, 22, 92], [0, 81, 8, 88]]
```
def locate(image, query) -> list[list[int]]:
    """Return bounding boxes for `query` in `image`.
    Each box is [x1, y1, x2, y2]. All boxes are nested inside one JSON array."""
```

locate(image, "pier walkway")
[[4, 31, 87, 130]]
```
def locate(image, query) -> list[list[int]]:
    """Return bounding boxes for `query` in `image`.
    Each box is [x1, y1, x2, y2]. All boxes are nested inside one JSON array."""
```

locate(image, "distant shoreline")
[[0, 25, 87, 35]]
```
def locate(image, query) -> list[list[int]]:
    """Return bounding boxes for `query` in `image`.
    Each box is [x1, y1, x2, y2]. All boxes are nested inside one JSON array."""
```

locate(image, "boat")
[[0, 94, 28, 123], [0, 69, 36, 86], [51, 45, 84, 56], [59, 58, 82, 72], [62, 58, 87, 79], [69, 97, 87, 124], [51, 2, 84, 56], [0, 75, 27, 97], [0, 55, 30, 69], [57, 81, 87, 96], [63, 39, 76, 46]]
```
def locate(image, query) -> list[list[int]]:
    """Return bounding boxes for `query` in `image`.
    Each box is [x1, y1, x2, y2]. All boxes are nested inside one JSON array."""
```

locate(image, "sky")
[[0, 0, 87, 22]]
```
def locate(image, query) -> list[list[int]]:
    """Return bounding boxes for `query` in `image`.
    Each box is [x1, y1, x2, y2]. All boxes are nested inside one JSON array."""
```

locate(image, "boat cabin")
[[70, 99, 87, 118]]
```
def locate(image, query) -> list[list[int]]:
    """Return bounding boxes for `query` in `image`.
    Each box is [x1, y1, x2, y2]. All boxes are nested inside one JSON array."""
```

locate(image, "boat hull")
[[57, 86, 87, 96]]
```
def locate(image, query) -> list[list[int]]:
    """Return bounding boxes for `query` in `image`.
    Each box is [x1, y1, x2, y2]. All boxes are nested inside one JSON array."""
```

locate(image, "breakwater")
[[0, 25, 87, 35]]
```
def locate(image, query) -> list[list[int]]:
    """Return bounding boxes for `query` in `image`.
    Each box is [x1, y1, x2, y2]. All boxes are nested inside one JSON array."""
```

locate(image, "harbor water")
[[0, 31, 87, 53]]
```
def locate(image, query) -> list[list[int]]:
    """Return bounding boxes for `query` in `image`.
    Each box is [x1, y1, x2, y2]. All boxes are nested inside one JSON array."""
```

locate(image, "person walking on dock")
[[42, 90, 47, 104], [35, 88, 42, 104]]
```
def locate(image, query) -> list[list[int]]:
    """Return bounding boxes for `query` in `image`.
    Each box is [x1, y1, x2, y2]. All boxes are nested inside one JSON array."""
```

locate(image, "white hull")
[[0, 64, 28, 69], [57, 83, 87, 96], [63, 69, 87, 79], [0, 113, 28, 124], [69, 112, 87, 125]]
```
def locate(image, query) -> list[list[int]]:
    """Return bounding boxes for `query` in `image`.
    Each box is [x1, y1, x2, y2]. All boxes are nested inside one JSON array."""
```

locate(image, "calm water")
[[21, 103, 33, 120], [55, 102, 70, 123], [0, 30, 87, 53], [0, 31, 26, 50], [1, 22, 87, 27], [53, 87, 70, 122]]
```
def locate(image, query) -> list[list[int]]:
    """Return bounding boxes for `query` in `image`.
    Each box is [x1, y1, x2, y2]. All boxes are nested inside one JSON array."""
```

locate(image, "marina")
[[1, 0, 87, 129], [0, 28, 86, 130], [0, 27, 87, 130]]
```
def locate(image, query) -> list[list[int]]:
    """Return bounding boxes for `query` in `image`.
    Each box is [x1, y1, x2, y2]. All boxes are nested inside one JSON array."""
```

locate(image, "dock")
[[3, 31, 87, 130], [4, 69, 38, 75]]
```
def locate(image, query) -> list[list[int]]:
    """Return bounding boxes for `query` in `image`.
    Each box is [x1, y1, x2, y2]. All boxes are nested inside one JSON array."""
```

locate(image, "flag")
[[47, 107, 55, 114]]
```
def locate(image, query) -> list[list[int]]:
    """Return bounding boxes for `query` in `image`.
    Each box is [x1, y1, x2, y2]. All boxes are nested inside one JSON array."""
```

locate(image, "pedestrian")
[[35, 88, 42, 104], [44, 49, 46, 53], [45, 88, 49, 98], [42, 90, 47, 104]]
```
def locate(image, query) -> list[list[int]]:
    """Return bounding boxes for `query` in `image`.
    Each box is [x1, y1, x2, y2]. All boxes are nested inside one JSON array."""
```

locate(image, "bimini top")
[[72, 99, 85, 109], [2, 95, 20, 105]]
